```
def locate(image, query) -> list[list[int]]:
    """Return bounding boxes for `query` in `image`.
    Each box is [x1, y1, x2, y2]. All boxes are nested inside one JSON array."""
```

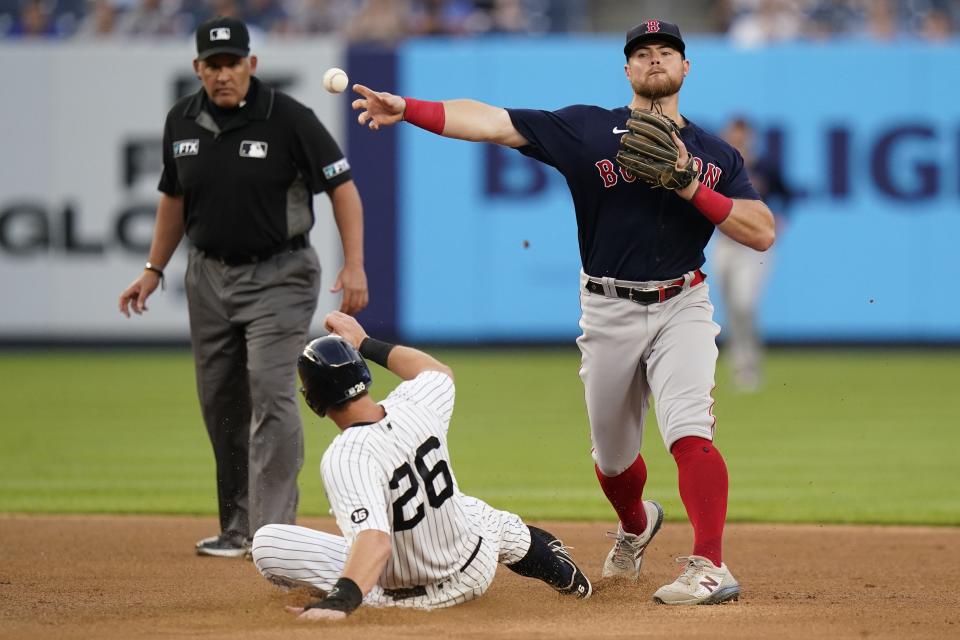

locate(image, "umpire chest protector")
[[159, 76, 352, 260]]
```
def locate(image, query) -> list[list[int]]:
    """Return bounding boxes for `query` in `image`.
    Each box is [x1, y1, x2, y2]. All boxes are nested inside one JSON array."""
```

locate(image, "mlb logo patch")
[[239, 140, 268, 158], [322, 158, 350, 179], [210, 27, 231, 41], [173, 139, 199, 157]]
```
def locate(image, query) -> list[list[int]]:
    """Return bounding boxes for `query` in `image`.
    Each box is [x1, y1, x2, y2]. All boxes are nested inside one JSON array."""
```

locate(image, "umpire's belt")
[[200, 234, 309, 266], [585, 269, 706, 305], [382, 536, 483, 601]]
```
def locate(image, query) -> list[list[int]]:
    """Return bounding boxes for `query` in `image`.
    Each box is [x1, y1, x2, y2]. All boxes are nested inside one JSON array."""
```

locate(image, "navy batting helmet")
[[297, 336, 372, 417]]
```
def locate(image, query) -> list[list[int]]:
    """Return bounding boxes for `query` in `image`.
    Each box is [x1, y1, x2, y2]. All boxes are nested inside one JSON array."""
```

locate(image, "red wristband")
[[690, 184, 733, 225], [403, 98, 445, 135]]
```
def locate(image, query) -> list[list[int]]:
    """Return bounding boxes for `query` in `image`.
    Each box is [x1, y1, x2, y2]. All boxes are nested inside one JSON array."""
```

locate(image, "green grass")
[[0, 348, 957, 525]]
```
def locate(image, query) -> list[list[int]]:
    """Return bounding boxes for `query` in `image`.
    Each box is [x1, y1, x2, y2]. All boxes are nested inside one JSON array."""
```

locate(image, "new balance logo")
[[699, 575, 719, 592], [612, 127, 629, 134]]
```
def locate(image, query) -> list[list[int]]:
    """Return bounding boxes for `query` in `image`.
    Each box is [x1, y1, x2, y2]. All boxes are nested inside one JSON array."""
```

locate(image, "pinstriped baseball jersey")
[[321, 371, 485, 588], [253, 369, 533, 609]]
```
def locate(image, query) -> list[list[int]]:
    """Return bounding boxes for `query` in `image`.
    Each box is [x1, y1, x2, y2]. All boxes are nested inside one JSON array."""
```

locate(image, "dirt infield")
[[1, 515, 957, 639]]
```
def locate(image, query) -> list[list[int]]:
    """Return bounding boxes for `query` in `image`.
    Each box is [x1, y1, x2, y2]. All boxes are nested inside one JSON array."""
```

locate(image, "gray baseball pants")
[[185, 245, 320, 537], [577, 270, 720, 476]]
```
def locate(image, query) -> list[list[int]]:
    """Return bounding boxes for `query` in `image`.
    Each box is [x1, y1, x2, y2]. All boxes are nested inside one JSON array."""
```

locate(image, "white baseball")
[[322, 67, 348, 94]]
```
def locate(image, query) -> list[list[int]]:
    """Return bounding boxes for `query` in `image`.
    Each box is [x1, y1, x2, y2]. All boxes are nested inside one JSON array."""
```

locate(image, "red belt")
[[584, 269, 706, 305]]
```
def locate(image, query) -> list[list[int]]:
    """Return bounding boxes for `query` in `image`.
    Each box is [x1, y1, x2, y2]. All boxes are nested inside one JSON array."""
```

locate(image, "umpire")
[[118, 16, 369, 557]]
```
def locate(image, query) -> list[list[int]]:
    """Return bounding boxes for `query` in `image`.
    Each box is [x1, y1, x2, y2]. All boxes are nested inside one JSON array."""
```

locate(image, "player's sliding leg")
[[253, 525, 419, 607], [503, 525, 592, 598], [251, 524, 357, 599]]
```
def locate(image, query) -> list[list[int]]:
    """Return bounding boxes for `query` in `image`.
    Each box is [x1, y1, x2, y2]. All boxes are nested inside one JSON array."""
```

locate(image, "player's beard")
[[632, 72, 684, 101]]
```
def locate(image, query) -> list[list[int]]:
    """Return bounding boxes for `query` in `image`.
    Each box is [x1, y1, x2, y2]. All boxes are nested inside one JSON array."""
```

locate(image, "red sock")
[[671, 436, 728, 566], [595, 453, 648, 535]]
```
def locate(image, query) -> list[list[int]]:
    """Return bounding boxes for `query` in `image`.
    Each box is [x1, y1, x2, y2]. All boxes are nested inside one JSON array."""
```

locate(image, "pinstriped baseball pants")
[[250, 496, 532, 610]]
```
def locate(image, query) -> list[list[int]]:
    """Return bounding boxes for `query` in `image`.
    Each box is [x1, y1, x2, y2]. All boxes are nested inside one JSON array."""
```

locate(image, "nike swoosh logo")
[[613, 127, 629, 134]]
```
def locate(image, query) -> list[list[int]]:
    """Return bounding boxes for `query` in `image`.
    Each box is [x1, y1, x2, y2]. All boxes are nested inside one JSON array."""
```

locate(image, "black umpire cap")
[[624, 19, 685, 58], [196, 16, 250, 60]]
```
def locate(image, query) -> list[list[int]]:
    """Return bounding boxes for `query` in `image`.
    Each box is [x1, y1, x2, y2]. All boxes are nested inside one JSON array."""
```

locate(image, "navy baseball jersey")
[[507, 106, 761, 281]]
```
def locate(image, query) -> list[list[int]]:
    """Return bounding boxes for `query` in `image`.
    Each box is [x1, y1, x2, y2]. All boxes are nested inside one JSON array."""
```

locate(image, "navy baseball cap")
[[624, 20, 685, 57], [196, 16, 250, 60]]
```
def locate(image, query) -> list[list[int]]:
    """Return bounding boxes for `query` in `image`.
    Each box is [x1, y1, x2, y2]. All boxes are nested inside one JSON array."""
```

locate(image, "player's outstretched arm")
[[352, 84, 528, 148], [438, 99, 528, 147], [324, 311, 453, 381], [287, 529, 391, 622]]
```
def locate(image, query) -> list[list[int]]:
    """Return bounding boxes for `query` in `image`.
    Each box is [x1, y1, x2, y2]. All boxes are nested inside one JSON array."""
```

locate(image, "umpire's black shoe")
[[196, 530, 251, 558], [547, 538, 593, 599]]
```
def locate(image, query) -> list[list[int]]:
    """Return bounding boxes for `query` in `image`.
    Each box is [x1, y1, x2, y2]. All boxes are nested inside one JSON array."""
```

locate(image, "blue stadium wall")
[[350, 36, 960, 345]]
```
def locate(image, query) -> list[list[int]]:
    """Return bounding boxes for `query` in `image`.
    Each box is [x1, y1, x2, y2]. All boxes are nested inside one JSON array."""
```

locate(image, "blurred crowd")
[[0, 0, 956, 41], [0, 0, 577, 40], [721, 0, 959, 45]]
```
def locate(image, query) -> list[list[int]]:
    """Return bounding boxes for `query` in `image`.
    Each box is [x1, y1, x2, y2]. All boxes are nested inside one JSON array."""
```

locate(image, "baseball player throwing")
[[351, 19, 774, 605], [250, 311, 591, 620]]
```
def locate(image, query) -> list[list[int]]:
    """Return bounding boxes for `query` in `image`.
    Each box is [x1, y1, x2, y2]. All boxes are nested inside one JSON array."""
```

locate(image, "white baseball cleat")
[[601, 500, 664, 580], [652, 555, 741, 605]]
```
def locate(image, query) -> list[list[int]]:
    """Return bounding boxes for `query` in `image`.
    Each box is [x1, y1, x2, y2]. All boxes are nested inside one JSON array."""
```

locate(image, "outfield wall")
[[1, 38, 957, 343], [0, 40, 347, 341]]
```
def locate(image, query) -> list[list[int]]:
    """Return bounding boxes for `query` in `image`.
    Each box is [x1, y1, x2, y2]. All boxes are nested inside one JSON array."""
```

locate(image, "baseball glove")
[[616, 110, 698, 190]]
